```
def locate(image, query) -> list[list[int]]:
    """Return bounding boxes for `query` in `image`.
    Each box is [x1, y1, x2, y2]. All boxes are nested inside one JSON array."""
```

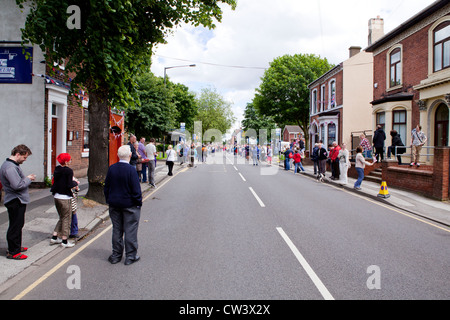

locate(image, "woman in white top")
[[166, 145, 176, 176], [338, 143, 351, 186], [354, 146, 376, 190]]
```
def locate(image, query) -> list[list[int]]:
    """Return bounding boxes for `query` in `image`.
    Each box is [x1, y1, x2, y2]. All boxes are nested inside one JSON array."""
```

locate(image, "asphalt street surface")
[[3, 154, 450, 301]]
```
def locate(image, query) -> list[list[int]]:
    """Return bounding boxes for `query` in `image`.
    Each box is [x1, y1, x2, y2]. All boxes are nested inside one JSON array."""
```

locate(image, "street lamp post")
[[163, 64, 196, 86]]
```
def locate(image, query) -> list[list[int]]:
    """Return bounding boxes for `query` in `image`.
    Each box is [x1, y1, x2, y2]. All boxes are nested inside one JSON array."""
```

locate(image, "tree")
[[126, 73, 198, 141], [195, 87, 236, 143], [241, 102, 276, 143], [126, 72, 178, 139], [254, 54, 334, 147], [171, 82, 198, 135], [17, 0, 236, 203]]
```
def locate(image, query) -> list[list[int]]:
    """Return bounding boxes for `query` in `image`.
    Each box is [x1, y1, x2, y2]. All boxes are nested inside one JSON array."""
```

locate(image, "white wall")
[[0, 0, 46, 181], [342, 51, 374, 149]]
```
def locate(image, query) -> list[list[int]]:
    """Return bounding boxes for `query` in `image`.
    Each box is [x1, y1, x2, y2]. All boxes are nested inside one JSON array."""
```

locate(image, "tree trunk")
[[85, 87, 110, 204]]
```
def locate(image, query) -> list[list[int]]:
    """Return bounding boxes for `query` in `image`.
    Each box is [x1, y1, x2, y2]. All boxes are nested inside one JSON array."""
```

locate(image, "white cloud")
[[151, 0, 436, 129]]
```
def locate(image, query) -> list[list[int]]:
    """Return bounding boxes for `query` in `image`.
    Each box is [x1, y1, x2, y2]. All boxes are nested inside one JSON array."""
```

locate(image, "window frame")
[[312, 89, 318, 114], [329, 79, 336, 109], [320, 84, 326, 112], [83, 106, 90, 152], [433, 21, 450, 72], [392, 109, 407, 142], [376, 112, 386, 131], [390, 48, 402, 88]]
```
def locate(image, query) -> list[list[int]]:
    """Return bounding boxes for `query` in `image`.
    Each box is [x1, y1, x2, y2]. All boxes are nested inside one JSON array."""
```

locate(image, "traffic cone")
[[378, 181, 390, 199]]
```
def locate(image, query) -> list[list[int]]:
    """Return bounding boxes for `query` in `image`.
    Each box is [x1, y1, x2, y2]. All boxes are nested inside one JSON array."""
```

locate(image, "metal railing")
[[348, 146, 436, 163]]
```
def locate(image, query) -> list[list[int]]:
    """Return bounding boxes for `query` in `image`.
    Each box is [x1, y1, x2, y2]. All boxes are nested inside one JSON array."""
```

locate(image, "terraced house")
[[366, 0, 450, 161], [366, 0, 450, 200]]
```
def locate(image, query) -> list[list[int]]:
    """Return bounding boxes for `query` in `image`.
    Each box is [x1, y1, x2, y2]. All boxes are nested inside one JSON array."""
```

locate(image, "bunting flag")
[[110, 110, 125, 140]]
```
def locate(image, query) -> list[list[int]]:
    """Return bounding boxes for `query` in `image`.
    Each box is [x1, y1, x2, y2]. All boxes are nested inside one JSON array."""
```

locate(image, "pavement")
[[277, 161, 450, 228], [0, 155, 449, 293], [0, 159, 183, 291]]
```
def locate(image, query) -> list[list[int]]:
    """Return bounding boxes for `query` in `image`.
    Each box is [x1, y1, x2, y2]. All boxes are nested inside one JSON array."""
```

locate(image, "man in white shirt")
[[145, 138, 157, 188], [410, 125, 427, 167]]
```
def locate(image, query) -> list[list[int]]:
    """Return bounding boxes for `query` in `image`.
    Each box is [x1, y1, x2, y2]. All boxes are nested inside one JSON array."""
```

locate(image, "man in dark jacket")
[[104, 145, 142, 265], [127, 134, 139, 168], [317, 142, 328, 179], [0, 145, 35, 260], [373, 125, 386, 162], [388, 130, 405, 165]]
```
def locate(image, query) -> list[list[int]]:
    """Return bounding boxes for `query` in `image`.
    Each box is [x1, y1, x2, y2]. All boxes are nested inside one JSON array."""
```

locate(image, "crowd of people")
[[0, 124, 429, 262]]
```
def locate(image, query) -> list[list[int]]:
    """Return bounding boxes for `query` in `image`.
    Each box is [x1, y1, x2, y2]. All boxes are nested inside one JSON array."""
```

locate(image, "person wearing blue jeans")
[[354, 146, 376, 190], [284, 147, 293, 171]]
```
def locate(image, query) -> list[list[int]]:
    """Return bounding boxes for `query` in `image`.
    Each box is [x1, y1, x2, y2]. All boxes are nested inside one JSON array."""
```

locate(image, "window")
[[83, 107, 89, 150], [393, 110, 407, 142], [328, 123, 336, 143], [320, 124, 325, 143], [376, 112, 386, 130], [390, 48, 402, 87], [320, 85, 325, 112], [312, 90, 318, 114], [329, 80, 336, 108], [434, 22, 450, 72]]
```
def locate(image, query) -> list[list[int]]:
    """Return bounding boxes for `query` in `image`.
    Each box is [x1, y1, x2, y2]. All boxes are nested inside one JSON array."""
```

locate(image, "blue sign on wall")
[[0, 47, 33, 84]]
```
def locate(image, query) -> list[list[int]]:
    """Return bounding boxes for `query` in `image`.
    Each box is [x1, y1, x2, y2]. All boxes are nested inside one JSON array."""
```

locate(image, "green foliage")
[[16, 0, 237, 108], [125, 72, 198, 139], [170, 82, 198, 134], [126, 72, 177, 138], [241, 102, 276, 141], [195, 87, 236, 139], [15, 0, 236, 202], [254, 54, 334, 136]]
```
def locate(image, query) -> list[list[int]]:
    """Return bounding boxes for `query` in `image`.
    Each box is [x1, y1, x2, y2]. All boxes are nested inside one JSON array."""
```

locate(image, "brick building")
[[309, 63, 344, 150], [366, 0, 450, 163], [0, 1, 91, 183], [308, 45, 374, 153], [44, 62, 90, 178], [283, 125, 303, 143]]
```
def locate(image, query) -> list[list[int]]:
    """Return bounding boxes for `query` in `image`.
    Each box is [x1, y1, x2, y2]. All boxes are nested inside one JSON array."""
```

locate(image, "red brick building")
[[43, 62, 90, 178], [283, 125, 304, 143], [366, 0, 450, 163], [309, 63, 344, 150]]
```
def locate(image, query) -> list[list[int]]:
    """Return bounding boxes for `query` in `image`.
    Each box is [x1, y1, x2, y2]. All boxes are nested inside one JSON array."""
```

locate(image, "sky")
[[150, 0, 437, 133]]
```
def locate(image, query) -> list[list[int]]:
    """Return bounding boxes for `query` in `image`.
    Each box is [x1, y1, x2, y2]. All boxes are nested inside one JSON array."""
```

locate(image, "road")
[[3, 153, 450, 302]]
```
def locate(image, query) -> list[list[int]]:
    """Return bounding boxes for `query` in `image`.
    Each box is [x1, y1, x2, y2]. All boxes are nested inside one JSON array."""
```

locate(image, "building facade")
[[308, 17, 384, 155], [0, 0, 89, 182], [309, 63, 344, 150], [366, 0, 450, 163], [309, 49, 374, 153], [283, 125, 303, 143]]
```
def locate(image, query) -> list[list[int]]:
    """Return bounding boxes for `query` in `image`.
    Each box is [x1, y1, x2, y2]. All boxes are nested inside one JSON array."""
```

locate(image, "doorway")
[[435, 103, 449, 147], [51, 117, 58, 173]]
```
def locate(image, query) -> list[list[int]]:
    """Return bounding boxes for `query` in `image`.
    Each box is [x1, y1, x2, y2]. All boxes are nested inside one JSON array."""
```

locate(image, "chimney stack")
[[368, 16, 384, 46], [349, 46, 362, 58]]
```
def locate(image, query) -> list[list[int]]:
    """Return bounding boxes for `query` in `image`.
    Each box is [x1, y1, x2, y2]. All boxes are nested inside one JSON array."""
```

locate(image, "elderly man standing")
[[0, 145, 35, 260], [104, 145, 142, 265]]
